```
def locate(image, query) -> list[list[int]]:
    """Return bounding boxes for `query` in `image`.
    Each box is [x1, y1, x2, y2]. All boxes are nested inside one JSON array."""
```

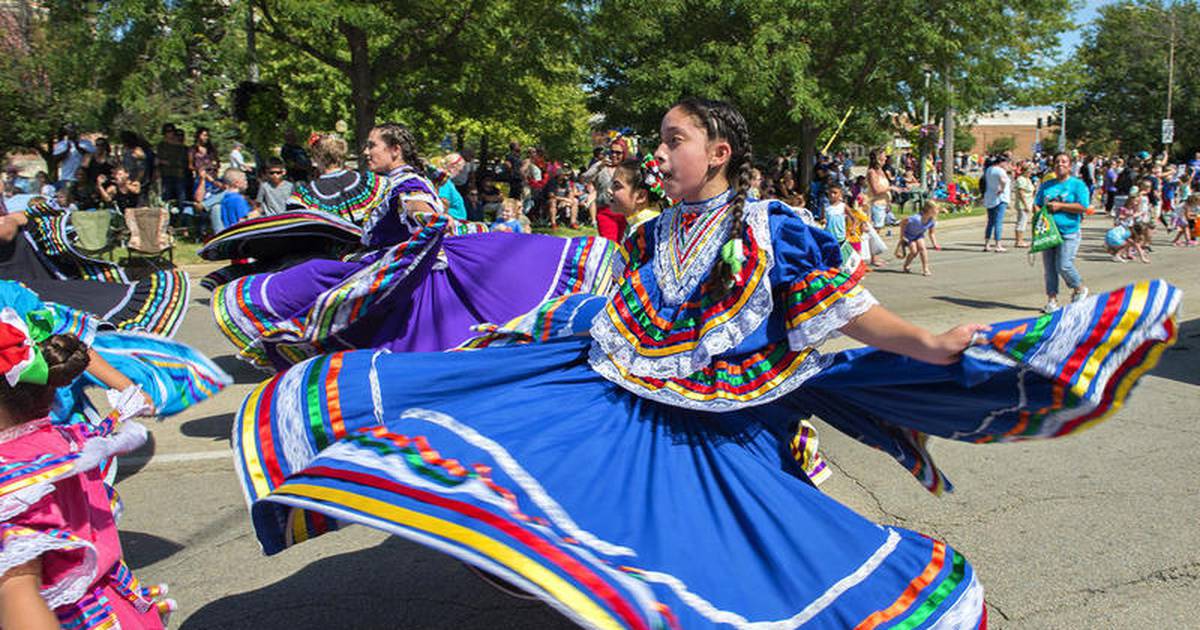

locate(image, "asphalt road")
[[111, 213, 1199, 629]]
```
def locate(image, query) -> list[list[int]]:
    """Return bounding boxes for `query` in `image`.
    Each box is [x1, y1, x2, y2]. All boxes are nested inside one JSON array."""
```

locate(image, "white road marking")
[[120, 450, 231, 467]]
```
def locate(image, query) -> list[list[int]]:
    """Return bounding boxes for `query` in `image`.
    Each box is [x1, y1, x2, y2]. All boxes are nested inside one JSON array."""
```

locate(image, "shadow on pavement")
[[181, 412, 235, 442], [115, 431, 155, 481], [180, 537, 576, 630], [931, 295, 1031, 312], [1150, 317, 1200, 386], [213, 354, 267, 385], [121, 530, 185, 571]]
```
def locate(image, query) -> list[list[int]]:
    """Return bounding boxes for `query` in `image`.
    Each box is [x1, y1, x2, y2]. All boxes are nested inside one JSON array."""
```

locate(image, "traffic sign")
[[1162, 119, 1175, 144]]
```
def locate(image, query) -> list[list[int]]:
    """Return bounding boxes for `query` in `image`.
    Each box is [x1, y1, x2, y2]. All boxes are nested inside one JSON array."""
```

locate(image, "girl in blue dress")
[[232, 100, 1179, 629]]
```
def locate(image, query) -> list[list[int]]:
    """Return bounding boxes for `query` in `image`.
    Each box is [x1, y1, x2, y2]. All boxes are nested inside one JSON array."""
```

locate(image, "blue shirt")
[[438, 180, 467, 220], [823, 202, 847, 242], [220, 191, 253, 230], [1034, 176, 1089, 235]]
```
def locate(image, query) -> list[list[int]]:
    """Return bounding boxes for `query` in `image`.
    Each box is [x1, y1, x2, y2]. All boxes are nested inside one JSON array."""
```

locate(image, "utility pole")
[[942, 71, 954, 190], [1058, 102, 1066, 153], [1166, 7, 1176, 157]]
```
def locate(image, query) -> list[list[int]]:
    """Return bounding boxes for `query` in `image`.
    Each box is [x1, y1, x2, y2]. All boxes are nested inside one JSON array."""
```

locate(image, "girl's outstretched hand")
[[921, 323, 992, 365], [841, 305, 991, 366]]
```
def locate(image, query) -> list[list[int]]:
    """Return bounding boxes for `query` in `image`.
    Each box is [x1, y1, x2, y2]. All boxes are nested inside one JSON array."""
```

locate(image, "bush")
[[987, 136, 1016, 154]]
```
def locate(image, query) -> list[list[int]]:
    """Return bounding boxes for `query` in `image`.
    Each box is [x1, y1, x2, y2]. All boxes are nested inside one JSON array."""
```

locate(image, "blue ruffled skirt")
[[233, 280, 1178, 629]]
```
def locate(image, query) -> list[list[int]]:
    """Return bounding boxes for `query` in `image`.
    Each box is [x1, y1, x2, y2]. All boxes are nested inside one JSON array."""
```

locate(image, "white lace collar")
[[653, 190, 737, 305]]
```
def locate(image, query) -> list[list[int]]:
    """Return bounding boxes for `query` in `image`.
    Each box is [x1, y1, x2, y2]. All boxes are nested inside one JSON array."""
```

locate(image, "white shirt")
[[229, 148, 247, 171], [52, 138, 96, 182], [983, 164, 1011, 208]]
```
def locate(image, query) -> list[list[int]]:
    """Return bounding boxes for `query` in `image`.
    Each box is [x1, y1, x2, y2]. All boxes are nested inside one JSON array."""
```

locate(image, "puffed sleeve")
[[0, 446, 99, 611], [768, 205, 878, 350]]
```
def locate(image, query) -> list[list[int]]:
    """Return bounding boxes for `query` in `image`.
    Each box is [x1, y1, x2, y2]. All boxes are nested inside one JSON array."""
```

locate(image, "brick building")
[[967, 107, 1061, 159]]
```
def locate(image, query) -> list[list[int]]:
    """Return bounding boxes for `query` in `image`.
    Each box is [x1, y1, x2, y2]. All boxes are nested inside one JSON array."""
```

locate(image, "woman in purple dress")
[[213, 122, 622, 370]]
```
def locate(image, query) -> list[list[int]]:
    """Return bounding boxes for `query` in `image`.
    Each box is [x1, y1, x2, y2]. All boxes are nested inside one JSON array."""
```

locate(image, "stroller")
[[931, 181, 974, 211]]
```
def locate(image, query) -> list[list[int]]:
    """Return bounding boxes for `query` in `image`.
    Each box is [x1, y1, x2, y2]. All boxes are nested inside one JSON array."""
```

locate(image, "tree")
[[1061, 0, 1200, 157], [0, 2, 108, 175], [0, 0, 248, 171], [251, 0, 587, 158], [585, 0, 1073, 190], [986, 136, 1015, 154], [954, 126, 977, 153]]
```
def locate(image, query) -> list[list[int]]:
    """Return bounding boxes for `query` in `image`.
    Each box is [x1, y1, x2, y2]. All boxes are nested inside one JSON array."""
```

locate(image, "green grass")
[[533, 225, 600, 238], [102, 240, 207, 269]]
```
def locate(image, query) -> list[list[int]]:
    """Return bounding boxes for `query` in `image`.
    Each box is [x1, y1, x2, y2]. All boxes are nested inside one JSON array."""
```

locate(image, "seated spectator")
[[256, 158, 293, 215], [437, 153, 468, 220], [33, 172, 54, 198], [49, 188, 78, 212], [478, 174, 505, 220], [491, 198, 528, 233], [218, 168, 256, 232], [545, 171, 580, 229], [96, 166, 145, 209], [3, 166, 30, 195]]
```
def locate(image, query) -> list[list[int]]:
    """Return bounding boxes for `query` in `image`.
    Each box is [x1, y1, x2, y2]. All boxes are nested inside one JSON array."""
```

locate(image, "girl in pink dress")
[[0, 309, 173, 629]]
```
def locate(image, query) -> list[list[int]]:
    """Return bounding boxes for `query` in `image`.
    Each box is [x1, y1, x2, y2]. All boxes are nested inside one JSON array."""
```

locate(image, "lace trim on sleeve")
[[0, 524, 98, 610], [783, 264, 877, 351], [0, 483, 56, 522]]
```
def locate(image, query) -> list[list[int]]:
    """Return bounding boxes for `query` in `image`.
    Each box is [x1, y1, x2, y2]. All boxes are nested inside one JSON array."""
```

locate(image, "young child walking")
[[0, 311, 174, 629], [1170, 192, 1198, 246], [898, 200, 942, 275]]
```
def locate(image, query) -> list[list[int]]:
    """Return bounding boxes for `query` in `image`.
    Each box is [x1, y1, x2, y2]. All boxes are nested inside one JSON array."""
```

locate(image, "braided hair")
[[374, 122, 426, 172], [0, 334, 90, 423], [615, 156, 670, 209], [670, 97, 753, 296]]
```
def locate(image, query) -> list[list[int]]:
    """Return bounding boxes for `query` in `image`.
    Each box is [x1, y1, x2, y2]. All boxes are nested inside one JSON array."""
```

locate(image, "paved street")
[[112, 214, 1199, 629]]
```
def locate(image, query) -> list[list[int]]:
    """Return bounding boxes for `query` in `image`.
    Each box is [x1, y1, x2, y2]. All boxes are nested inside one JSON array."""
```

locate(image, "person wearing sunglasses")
[[255, 158, 293, 216]]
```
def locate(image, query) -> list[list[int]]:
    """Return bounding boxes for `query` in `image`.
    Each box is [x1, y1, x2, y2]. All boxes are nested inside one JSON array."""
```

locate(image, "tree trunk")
[[942, 72, 955, 191], [799, 119, 819, 200], [40, 137, 58, 182], [342, 23, 377, 170], [479, 133, 490, 182]]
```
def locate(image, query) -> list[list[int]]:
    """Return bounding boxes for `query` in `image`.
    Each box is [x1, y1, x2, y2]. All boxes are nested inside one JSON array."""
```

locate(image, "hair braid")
[[376, 122, 426, 172], [673, 98, 754, 298]]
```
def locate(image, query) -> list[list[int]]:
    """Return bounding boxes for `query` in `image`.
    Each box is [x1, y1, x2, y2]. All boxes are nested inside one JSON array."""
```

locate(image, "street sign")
[[1162, 119, 1175, 144]]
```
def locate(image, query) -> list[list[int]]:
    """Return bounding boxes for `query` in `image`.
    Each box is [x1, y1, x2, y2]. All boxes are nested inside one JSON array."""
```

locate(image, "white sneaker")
[[1071, 286, 1089, 303], [1042, 299, 1060, 314]]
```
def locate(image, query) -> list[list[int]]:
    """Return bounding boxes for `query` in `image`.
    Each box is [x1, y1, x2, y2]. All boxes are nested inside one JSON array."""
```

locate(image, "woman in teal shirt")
[[1034, 152, 1091, 312]]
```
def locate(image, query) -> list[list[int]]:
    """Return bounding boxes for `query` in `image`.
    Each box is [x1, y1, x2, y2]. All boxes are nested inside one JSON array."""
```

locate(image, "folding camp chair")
[[121, 207, 175, 269], [68, 208, 121, 260]]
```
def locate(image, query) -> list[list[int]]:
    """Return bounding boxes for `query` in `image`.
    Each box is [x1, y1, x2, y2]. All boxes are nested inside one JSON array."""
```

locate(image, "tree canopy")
[[2, 0, 1086, 175], [1058, 0, 1200, 157], [251, 0, 593, 162], [585, 0, 1072, 186], [0, 0, 246, 172]]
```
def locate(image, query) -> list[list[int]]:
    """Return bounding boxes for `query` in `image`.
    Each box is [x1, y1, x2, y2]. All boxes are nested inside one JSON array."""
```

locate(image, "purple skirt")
[[213, 216, 623, 369]]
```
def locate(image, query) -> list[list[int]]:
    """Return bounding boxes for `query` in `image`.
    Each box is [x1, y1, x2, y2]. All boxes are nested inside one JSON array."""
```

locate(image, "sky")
[[1058, 0, 1114, 57]]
